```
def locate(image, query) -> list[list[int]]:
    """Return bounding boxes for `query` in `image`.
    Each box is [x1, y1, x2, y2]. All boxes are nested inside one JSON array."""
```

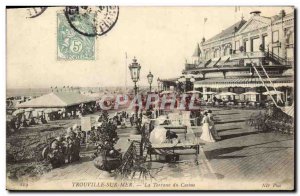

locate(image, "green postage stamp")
[[57, 13, 95, 60]]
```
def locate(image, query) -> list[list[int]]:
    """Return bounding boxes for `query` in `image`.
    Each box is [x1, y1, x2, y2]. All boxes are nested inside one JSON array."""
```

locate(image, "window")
[[262, 35, 268, 51], [273, 47, 280, 57], [244, 40, 250, 52], [224, 46, 231, 56], [272, 31, 279, 43], [235, 41, 240, 52], [287, 32, 294, 45], [251, 37, 260, 52], [286, 48, 294, 60]]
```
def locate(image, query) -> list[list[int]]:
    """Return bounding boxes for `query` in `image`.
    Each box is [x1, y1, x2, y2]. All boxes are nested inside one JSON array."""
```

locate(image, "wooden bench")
[[148, 142, 200, 161], [162, 125, 188, 140]]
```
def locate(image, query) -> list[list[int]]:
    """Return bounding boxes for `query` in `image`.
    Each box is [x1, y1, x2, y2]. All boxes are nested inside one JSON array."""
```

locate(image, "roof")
[[17, 91, 96, 108], [206, 19, 247, 43]]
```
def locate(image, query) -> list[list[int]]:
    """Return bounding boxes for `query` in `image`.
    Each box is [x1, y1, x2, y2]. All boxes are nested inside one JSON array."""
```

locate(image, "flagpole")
[[203, 18, 205, 39], [203, 18, 207, 39], [125, 52, 128, 92]]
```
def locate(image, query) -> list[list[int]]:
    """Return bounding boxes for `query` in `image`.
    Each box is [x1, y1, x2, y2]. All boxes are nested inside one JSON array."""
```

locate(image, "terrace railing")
[[230, 51, 265, 60]]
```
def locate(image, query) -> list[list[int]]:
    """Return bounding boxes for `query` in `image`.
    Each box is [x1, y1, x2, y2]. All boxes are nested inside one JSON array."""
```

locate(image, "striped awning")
[[281, 103, 294, 118], [194, 77, 294, 88], [206, 58, 220, 68]]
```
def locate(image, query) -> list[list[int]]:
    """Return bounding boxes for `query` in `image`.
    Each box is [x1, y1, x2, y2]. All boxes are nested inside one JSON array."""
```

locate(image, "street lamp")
[[147, 71, 154, 92], [190, 77, 195, 91], [128, 57, 141, 125], [129, 57, 141, 94]]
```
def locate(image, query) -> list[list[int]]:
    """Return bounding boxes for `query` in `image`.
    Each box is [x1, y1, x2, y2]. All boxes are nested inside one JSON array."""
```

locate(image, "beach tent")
[[17, 92, 97, 108]]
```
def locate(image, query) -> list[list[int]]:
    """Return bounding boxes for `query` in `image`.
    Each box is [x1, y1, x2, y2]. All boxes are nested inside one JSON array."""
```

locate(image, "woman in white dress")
[[200, 112, 216, 142]]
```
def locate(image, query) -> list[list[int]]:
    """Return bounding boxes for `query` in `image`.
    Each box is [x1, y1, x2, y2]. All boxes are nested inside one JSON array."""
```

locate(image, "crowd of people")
[[41, 102, 223, 168], [42, 124, 82, 168]]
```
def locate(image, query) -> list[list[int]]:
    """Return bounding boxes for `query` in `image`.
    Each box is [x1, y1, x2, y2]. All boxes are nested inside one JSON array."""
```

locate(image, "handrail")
[[231, 51, 265, 59], [246, 54, 279, 107], [259, 62, 283, 103], [264, 50, 287, 65]]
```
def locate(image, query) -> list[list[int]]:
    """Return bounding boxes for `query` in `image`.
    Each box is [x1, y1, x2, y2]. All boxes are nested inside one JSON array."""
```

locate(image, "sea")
[[6, 86, 148, 98]]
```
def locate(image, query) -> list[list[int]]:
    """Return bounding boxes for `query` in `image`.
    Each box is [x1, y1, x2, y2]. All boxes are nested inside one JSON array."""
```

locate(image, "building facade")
[[161, 9, 294, 106]]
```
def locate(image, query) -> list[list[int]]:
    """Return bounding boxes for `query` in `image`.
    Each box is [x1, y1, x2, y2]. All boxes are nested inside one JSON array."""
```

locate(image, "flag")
[[204, 18, 208, 23]]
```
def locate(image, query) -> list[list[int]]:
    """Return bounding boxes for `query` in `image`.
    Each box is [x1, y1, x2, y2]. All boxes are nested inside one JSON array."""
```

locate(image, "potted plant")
[[259, 44, 264, 52], [239, 46, 244, 53]]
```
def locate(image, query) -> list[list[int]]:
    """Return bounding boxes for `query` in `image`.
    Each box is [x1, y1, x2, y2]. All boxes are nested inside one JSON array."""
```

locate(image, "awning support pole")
[[259, 62, 283, 103], [246, 55, 278, 107]]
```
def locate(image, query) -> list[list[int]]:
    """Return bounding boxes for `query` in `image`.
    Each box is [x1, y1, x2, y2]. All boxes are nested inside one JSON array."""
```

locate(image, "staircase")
[[265, 51, 288, 65]]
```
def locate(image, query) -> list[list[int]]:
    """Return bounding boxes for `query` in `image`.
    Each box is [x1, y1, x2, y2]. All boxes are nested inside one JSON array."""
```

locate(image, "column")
[[260, 34, 263, 49], [285, 88, 288, 103], [203, 87, 207, 101]]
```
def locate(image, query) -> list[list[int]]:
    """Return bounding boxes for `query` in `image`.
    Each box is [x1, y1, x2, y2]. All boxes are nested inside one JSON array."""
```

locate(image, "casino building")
[[159, 10, 294, 105]]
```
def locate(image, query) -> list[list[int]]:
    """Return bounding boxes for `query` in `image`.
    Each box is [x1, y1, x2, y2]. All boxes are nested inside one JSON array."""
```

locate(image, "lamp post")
[[128, 57, 141, 121], [147, 71, 154, 92], [190, 77, 195, 90]]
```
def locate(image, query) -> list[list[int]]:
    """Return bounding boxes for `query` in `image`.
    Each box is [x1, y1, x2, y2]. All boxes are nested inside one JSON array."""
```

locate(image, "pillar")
[[203, 87, 207, 101]]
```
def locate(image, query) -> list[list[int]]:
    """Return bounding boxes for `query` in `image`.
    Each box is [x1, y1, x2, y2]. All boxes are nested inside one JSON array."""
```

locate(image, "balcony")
[[230, 51, 266, 60]]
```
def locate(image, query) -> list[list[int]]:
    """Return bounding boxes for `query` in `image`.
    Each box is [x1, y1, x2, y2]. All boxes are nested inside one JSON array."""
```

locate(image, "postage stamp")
[[57, 13, 95, 60]]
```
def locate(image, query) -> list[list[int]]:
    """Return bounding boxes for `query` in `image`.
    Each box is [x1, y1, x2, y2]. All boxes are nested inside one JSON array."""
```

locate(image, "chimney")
[[250, 11, 261, 16]]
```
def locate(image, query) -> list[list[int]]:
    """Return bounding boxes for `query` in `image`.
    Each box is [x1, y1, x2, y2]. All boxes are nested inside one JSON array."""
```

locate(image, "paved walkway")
[[30, 108, 294, 190], [199, 108, 294, 188]]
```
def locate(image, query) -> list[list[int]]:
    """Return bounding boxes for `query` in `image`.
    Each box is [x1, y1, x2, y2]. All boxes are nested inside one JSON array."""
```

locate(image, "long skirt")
[[200, 123, 215, 143]]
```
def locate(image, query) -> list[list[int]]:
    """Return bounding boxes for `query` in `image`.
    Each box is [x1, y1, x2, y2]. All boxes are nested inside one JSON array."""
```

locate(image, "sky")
[[6, 6, 293, 89]]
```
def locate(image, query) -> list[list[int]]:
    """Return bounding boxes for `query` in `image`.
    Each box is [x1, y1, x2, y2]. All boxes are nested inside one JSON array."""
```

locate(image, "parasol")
[[44, 109, 53, 113], [262, 90, 284, 95], [187, 90, 201, 94], [202, 91, 217, 95], [25, 108, 34, 112], [218, 92, 237, 96], [242, 92, 259, 95], [12, 109, 25, 116]]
